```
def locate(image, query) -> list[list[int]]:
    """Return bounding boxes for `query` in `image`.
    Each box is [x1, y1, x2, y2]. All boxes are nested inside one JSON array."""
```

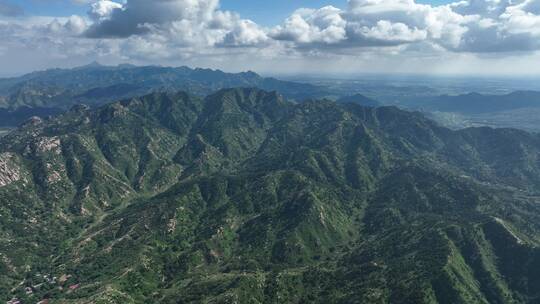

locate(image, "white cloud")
[[88, 0, 123, 21], [272, 0, 467, 49], [271, 6, 347, 44], [502, 0, 540, 35], [352, 20, 428, 44], [220, 20, 269, 47], [83, 0, 270, 49], [267, 0, 540, 54], [2, 0, 540, 76]]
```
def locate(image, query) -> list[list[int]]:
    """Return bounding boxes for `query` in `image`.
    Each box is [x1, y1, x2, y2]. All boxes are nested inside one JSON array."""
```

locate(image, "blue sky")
[[14, 0, 453, 25], [8, 0, 85, 16]]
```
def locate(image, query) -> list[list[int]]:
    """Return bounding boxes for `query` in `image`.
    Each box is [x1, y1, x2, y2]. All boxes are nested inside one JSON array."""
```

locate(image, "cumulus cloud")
[[270, 0, 463, 49], [88, 0, 123, 22], [351, 20, 427, 45], [83, 0, 269, 49], [220, 20, 269, 47], [271, 7, 347, 44], [2, 0, 540, 76], [270, 0, 540, 53], [68, 0, 540, 54]]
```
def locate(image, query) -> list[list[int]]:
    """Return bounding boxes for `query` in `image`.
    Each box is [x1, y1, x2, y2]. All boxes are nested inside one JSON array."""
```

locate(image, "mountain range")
[[336, 94, 381, 107], [408, 91, 540, 114], [4, 64, 540, 134], [1, 88, 540, 303], [402, 91, 540, 132], [0, 64, 327, 127]]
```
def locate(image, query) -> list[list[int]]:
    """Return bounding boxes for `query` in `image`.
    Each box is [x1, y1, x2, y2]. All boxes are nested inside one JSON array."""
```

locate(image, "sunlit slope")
[[1, 89, 540, 303]]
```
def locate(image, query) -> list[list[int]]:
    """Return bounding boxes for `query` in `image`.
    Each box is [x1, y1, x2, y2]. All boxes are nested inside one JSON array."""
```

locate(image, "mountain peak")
[[240, 70, 261, 79], [3, 88, 540, 303], [337, 93, 381, 107], [78, 61, 104, 69]]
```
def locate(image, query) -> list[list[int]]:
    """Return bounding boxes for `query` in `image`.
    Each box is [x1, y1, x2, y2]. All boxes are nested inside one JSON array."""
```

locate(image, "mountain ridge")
[[0, 64, 329, 127], [1, 88, 540, 303]]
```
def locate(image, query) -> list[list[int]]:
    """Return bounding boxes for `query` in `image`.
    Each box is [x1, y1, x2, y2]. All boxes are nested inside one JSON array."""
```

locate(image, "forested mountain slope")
[[0, 64, 325, 109], [1, 88, 540, 303]]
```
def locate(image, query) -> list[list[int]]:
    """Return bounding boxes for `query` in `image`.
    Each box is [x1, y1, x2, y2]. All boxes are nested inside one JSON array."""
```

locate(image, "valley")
[[3, 65, 540, 135], [427, 108, 540, 132], [4, 0, 540, 302], [1, 88, 540, 303]]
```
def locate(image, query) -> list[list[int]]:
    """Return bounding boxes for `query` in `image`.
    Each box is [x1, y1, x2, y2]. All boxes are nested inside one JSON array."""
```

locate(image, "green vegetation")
[[1, 88, 540, 303], [0, 64, 327, 127]]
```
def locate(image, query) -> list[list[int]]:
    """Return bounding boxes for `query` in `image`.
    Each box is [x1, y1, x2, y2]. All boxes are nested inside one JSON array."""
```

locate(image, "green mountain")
[[0, 107, 63, 128], [337, 94, 381, 107], [1, 88, 540, 303], [0, 64, 328, 127]]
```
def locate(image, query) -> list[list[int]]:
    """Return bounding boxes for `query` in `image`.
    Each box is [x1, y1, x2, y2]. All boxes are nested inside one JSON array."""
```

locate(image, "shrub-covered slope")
[[1, 88, 540, 303], [0, 64, 325, 110]]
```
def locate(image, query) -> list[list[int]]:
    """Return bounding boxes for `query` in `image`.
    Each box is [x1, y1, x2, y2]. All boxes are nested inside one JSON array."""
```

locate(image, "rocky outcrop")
[[35, 137, 62, 154], [45, 163, 64, 184], [0, 153, 21, 187]]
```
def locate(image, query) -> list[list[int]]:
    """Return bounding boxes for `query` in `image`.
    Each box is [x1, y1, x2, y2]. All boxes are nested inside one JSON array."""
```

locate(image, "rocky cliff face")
[[0, 153, 20, 187]]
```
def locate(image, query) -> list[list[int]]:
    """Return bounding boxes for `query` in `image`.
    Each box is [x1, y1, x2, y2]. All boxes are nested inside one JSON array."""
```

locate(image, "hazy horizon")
[[4, 61, 540, 81]]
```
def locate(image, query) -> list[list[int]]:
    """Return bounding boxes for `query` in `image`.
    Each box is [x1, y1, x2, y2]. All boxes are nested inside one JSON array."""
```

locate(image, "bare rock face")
[[0, 153, 21, 187], [23, 116, 43, 127], [45, 163, 64, 184], [35, 137, 62, 154]]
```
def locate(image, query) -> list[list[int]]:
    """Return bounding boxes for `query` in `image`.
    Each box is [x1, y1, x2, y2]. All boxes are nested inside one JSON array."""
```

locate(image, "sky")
[[1, 0, 540, 77], [4, 1, 454, 24]]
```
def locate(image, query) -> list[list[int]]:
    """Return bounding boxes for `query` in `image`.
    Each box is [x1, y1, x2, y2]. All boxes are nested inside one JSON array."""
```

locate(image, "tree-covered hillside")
[[1, 88, 540, 303], [0, 64, 325, 111]]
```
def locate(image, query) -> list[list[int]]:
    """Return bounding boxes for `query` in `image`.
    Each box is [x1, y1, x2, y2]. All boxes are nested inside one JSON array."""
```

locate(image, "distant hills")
[[3, 64, 540, 133], [2, 88, 540, 303], [337, 93, 381, 107], [407, 91, 540, 114], [400, 91, 540, 132], [0, 63, 328, 126], [0, 106, 62, 127]]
